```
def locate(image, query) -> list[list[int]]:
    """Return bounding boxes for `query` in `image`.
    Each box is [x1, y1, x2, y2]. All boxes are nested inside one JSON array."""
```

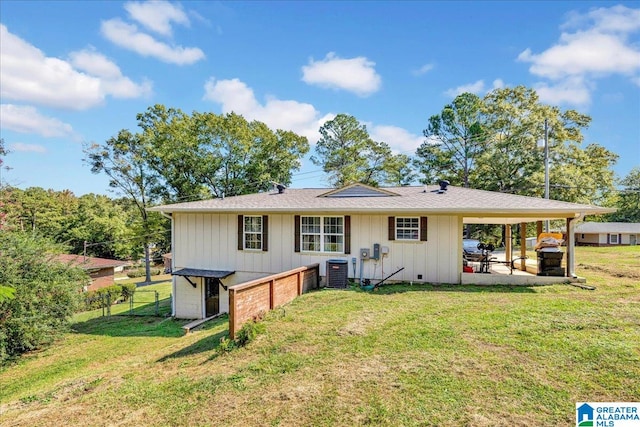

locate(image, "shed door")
[[205, 278, 220, 317]]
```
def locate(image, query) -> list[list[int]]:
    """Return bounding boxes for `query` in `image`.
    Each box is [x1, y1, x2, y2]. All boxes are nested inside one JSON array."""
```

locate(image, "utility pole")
[[544, 118, 550, 232]]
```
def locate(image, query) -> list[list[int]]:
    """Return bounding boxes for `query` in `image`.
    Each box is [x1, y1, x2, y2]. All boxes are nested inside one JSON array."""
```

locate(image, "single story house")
[[149, 183, 614, 320], [572, 222, 640, 246], [55, 254, 128, 291]]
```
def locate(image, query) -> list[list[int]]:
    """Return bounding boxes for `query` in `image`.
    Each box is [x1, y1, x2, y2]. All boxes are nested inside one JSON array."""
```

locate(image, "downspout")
[[159, 211, 176, 317]]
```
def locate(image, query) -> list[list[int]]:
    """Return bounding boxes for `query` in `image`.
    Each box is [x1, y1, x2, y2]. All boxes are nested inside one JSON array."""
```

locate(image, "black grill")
[[537, 252, 564, 276]]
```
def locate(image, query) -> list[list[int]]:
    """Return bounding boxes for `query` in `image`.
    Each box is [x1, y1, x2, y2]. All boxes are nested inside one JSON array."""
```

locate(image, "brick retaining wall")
[[228, 264, 319, 339]]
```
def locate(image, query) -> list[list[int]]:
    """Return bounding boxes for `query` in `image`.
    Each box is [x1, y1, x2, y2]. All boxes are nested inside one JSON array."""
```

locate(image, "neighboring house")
[[55, 254, 128, 291], [573, 222, 640, 246], [149, 183, 614, 320]]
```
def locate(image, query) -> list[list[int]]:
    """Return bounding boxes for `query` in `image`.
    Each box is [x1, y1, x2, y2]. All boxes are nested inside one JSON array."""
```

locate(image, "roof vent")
[[276, 184, 286, 194], [437, 180, 450, 194]]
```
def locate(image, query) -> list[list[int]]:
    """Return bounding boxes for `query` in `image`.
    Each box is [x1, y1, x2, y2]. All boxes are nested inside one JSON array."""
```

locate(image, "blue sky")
[[1, 1, 639, 196]]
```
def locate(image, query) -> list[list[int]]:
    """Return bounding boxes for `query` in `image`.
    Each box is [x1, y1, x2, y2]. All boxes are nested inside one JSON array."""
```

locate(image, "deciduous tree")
[[609, 167, 640, 222], [84, 131, 166, 282]]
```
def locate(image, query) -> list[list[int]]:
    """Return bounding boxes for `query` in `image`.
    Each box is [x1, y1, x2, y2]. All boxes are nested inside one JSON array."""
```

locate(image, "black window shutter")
[[294, 215, 301, 252], [344, 215, 351, 254], [420, 216, 428, 241], [388, 216, 395, 241], [237, 215, 244, 250], [262, 215, 269, 252]]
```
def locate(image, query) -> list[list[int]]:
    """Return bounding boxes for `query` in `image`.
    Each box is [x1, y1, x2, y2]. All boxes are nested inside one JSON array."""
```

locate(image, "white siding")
[[174, 276, 202, 319], [576, 233, 600, 245], [173, 212, 463, 287]]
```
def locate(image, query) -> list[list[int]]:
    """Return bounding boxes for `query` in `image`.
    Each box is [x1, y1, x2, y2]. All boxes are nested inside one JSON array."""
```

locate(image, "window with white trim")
[[244, 215, 263, 250], [301, 216, 344, 252], [396, 217, 420, 240], [609, 233, 619, 244]]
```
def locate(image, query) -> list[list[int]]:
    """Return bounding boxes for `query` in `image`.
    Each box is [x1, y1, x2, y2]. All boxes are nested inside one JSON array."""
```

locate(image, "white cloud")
[[444, 80, 485, 98], [444, 79, 504, 98], [0, 25, 152, 110], [69, 49, 153, 98], [301, 52, 381, 97], [9, 142, 47, 154], [203, 77, 333, 143], [369, 125, 423, 154], [518, 32, 640, 79], [101, 18, 204, 65], [534, 76, 592, 106], [203, 77, 423, 152], [1, 25, 100, 110], [562, 4, 640, 34], [69, 48, 122, 79], [518, 4, 640, 105], [0, 104, 75, 138], [412, 63, 435, 76], [124, 0, 189, 36]]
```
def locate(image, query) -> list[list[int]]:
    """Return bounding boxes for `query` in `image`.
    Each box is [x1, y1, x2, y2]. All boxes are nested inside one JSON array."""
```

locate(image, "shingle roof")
[[574, 222, 640, 234], [149, 184, 614, 224], [54, 254, 128, 270]]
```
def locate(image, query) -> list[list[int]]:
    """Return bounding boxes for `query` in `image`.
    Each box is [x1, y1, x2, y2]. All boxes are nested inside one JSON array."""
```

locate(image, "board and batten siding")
[[172, 212, 463, 288], [174, 276, 202, 319]]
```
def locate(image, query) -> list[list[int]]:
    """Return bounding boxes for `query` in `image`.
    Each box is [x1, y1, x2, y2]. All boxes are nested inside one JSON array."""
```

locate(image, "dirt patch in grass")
[[579, 262, 640, 279]]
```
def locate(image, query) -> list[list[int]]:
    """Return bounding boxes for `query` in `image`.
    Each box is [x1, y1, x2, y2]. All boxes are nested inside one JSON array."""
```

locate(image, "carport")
[[460, 203, 614, 285]]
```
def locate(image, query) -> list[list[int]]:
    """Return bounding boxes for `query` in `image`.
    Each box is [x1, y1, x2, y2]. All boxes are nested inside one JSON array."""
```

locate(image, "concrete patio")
[[460, 252, 586, 286]]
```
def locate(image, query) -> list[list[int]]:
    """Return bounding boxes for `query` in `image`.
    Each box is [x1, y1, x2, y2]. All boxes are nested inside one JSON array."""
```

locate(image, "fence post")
[[269, 279, 275, 309], [229, 288, 236, 339], [106, 294, 111, 317], [155, 291, 159, 316]]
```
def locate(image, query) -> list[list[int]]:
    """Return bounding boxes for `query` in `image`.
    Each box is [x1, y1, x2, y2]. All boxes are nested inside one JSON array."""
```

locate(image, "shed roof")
[[149, 184, 615, 225]]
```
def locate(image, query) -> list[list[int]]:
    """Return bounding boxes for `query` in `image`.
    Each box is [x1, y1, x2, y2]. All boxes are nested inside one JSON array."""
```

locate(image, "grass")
[[1, 247, 638, 426]]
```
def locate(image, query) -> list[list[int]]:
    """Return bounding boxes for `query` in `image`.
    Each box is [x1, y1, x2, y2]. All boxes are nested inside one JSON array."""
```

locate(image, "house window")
[[609, 233, 619, 244], [301, 216, 344, 253], [244, 216, 263, 250], [396, 217, 420, 240]]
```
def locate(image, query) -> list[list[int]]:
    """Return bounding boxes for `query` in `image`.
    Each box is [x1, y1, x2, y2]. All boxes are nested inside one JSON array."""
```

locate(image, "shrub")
[[84, 290, 105, 310], [218, 336, 236, 353], [0, 233, 85, 364], [99, 285, 123, 302], [120, 283, 137, 301], [126, 268, 161, 278], [235, 319, 266, 347]]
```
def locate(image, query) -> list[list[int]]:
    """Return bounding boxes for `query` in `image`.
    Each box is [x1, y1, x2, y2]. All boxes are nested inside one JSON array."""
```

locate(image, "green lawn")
[[1, 248, 638, 426]]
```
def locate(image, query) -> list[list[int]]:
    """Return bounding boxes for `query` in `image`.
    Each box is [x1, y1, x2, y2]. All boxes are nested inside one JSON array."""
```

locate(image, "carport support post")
[[566, 217, 576, 278], [505, 224, 512, 266], [520, 222, 527, 270]]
